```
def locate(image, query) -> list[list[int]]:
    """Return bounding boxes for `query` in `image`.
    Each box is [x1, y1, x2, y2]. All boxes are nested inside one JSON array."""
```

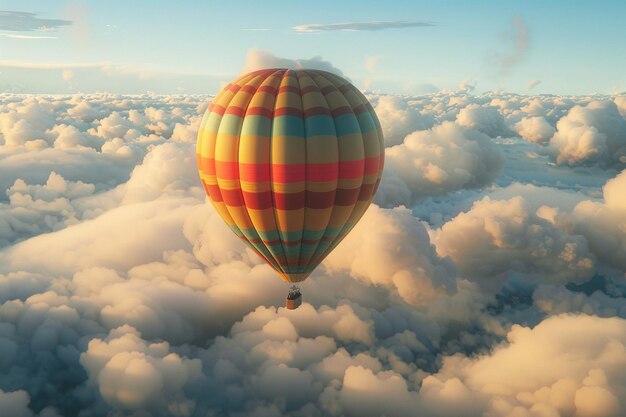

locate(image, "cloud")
[[433, 196, 596, 290], [242, 49, 344, 76], [0, 10, 71, 32], [514, 116, 555, 144], [377, 121, 504, 207], [549, 169, 626, 271], [293, 20, 435, 33], [0, 90, 625, 417], [372, 95, 433, 146], [527, 78, 542, 91], [456, 103, 512, 137], [0, 33, 56, 40], [489, 16, 530, 78], [549, 100, 626, 167]]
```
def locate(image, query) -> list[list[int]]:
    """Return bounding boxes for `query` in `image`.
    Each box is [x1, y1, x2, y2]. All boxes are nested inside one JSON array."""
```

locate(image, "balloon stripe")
[[271, 70, 305, 273], [296, 72, 339, 272], [302, 70, 364, 267]]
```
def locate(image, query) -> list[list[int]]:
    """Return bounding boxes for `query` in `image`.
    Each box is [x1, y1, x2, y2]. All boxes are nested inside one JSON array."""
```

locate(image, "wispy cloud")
[[0, 10, 71, 31], [293, 20, 434, 33], [527, 78, 541, 90], [489, 16, 530, 78], [0, 33, 56, 39]]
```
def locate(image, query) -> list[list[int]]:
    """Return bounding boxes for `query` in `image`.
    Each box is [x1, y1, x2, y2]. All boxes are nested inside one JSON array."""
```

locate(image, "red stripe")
[[338, 159, 364, 179], [205, 183, 224, 202], [321, 85, 336, 95], [257, 85, 278, 95], [272, 164, 305, 182], [239, 85, 256, 94], [364, 155, 381, 175], [334, 187, 361, 206], [275, 107, 303, 118], [358, 183, 376, 201], [240, 163, 270, 182], [202, 158, 380, 183], [338, 84, 351, 93], [304, 107, 331, 117], [225, 106, 246, 117], [221, 188, 245, 206], [278, 85, 299, 94], [203, 157, 216, 175], [306, 190, 336, 209], [274, 191, 305, 210], [209, 104, 226, 116], [242, 190, 273, 209], [331, 106, 353, 118], [307, 162, 338, 182], [301, 85, 319, 95], [353, 104, 368, 115], [215, 160, 239, 180], [246, 107, 273, 118]]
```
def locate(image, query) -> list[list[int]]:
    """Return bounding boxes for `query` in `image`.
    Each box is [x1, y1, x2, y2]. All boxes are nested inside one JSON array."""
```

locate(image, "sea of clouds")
[[0, 88, 625, 417]]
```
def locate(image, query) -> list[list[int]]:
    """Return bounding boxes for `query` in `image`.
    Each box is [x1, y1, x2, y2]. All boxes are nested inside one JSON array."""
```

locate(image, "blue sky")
[[1, 0, 624, 94]]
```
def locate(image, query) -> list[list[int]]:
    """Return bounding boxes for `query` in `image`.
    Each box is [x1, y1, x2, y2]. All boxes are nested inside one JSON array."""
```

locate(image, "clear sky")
[[1, 0, 625, 95]]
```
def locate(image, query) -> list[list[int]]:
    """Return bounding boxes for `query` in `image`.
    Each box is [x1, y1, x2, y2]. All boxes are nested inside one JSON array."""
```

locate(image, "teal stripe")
[[333, 113, 361, 136], [241, 115, 271, 136], [304, 115, 335, 137], [302, 229, 324, 241], [218, 114, 244, 136], [356, 113, 377, 133], [273, 115, 305, 137]]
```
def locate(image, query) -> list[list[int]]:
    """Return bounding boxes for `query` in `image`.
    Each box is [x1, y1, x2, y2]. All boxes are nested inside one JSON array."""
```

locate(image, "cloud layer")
[[0, 90, 625, 417]]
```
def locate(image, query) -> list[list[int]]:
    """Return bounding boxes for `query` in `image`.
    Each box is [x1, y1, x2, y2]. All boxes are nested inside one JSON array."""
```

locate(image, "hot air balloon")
[[196, 68, 384, 309]]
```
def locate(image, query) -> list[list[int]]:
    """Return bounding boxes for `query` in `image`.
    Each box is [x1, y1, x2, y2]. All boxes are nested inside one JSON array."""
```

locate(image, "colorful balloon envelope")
[[196, 68, 384, 295]]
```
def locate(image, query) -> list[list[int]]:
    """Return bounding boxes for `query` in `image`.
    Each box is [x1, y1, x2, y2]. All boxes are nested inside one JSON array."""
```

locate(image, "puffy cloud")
[[373, 95, 433, 146], [514, 116, 555, 144], [80, 325, 202, 410], [0, 389, 34, 417], [550, 169, 626, 270], [327, 314, 626, 417], [434, 196, 596, 289], [549, 100, 626, 167], [0, 172, 96, 246], [377, 121, 503, 207], [242, 49, 344, 76], [456, 103, 511, 138], [324, 205, 455, 307]]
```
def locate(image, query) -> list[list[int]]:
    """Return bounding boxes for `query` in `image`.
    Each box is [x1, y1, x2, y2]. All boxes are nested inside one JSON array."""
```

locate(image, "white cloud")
[[242, 49, 345, 76], [293, 20, 434, 33], [377, 121, 503, 207], [550, 169, 626, 270], [434, 196, 595, 290], [514, 115, 555, 144], [0, 11, 71, 32], [549, 100, 626, 167]]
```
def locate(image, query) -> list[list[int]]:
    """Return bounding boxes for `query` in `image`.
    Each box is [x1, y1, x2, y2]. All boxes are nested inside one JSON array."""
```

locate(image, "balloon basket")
[[285, 285, 302, 310]]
